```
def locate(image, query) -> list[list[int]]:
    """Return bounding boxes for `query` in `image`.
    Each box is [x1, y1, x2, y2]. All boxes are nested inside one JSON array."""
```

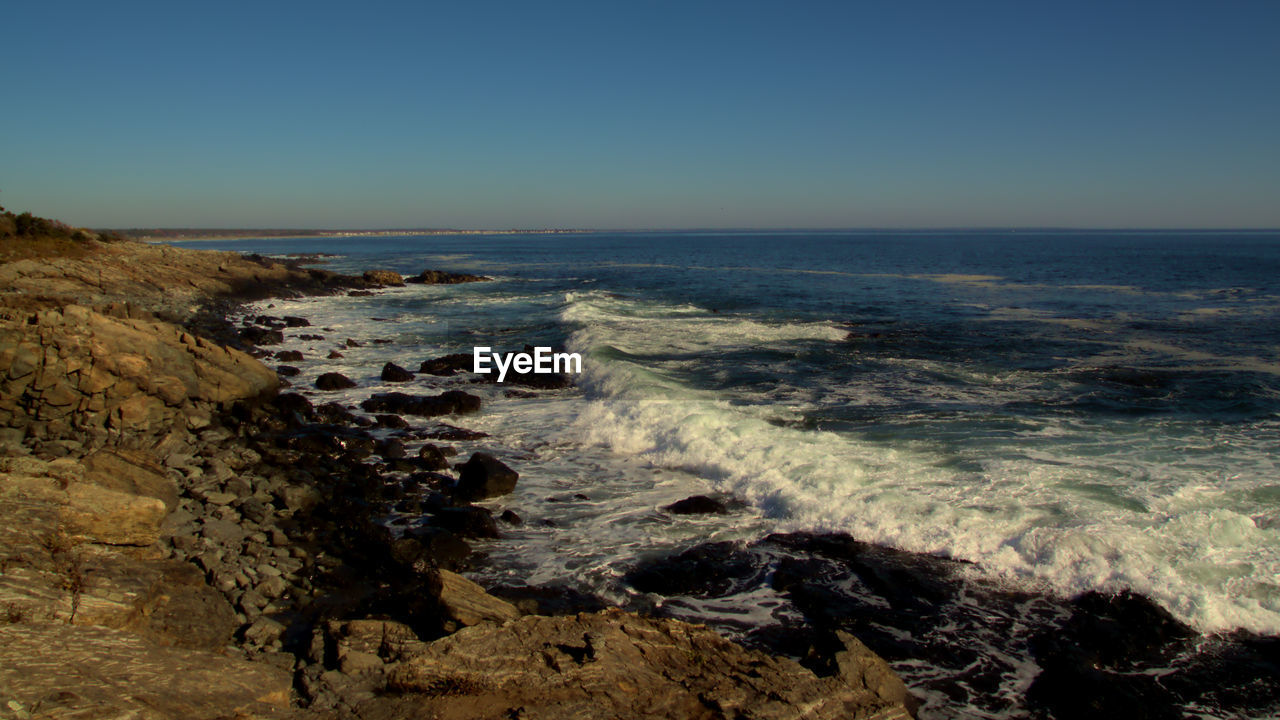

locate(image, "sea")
[[174, 230, 1280, 718]]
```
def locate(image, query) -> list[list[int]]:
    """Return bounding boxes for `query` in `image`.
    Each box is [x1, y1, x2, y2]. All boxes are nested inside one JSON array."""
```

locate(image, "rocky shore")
[[0, 238, 917, 719]]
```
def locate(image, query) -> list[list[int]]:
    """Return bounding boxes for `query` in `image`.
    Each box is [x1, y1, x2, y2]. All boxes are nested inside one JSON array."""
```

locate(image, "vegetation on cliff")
[[0, 203, 128, 261]]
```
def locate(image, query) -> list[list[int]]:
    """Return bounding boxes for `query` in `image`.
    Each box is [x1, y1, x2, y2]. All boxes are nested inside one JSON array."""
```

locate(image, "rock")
[[454, 452, 518, 501], [378, 438, 407, 460], [498, 509, 523, 525], [381, 362, 415, 382], [316, 372, 357, 390], [418, 353, 474, 376], [314, 401, 359, 425], [423, 424, 489, 441], [835, 630, 919, 715], [363, 269, 405, 286], [62, 481, 168, 546], [276, 364, 300, 377], [360, 390, 481, 417], [283, 315, 310, 327], [401, 527, 472, 571], [244, 615, 287, 646], [437, 569, 522, 627], [327, 350, 344, 359], [404, 269, 491, 284], [625, 542, 766, 599], [275, 349, 304, 362], [376, 413, 409, 429], [0, 624, 293, 719], [416, 443, 450, 470], [381, 609, 914, 720], [277, 484, 323, 513], [239, 325, 283, 345], [83, 448, 179, 511], [431, 506, 499, 539], [663, 494, 728, 515]]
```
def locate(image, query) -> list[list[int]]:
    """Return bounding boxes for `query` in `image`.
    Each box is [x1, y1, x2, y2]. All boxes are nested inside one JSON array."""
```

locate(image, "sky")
[[2, 0, 1279, 230]]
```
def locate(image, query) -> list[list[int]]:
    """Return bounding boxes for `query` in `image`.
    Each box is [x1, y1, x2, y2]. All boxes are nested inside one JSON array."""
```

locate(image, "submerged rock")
[[663, 494, 728, 515]]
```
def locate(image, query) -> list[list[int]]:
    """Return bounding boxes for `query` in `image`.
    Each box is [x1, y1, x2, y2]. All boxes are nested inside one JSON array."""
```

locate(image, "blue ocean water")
[[178, 230, 1280, 716]]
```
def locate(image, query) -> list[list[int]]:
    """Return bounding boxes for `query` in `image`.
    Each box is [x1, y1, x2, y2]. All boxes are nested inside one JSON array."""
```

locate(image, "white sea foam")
[[549, 293, 1280, 636]]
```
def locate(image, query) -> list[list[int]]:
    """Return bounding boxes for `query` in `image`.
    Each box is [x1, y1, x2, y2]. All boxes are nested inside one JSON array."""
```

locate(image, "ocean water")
[[178, 231, 1280, 716]]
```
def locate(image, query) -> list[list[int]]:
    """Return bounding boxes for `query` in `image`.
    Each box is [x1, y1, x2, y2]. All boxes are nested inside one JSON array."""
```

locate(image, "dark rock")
[[423, 424, 489, 441], [378, 438, 407, 460], [488, 584, 610, 616], [316, 372, 357, 390], [360, 390, 481, 417], [404, 269, 491, 284], [498, 509, 522, 525], [455, 452, 518, 501], [663, 495, 728, 515], [416, 444, 450, 471], [1027, 590, 1196, 719], [348, 290, 374, 297], [315, 402, 359, 425], [239, 326, 283, 345], [375, 414, 409, 429], [418, 353, 474, 376], [626, 542, 767, 598], [276, 426, 376, 459], [327, 350, 344, 359], [298, 334, 324, 341], [276, 365, 300, 377], [381, 362, 415, 382], [283, 316, 310, 327], [431, 506, 500, 539], [275, 350, 304, 362], [346, 338, 362, 348], [397, 527, 472, 571]]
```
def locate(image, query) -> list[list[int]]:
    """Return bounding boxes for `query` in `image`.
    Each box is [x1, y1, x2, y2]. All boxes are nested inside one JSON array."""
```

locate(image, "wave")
[[558, 293, 1280, 635]]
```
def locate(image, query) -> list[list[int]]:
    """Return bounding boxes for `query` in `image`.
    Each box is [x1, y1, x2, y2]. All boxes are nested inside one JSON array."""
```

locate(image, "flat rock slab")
[[0, 623, 297, 719], [367, 609, 914, 720]]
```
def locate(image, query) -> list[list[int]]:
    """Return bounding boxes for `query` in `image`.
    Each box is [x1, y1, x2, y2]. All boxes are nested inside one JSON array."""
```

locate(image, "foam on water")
[[551, 292, 1280, 636]]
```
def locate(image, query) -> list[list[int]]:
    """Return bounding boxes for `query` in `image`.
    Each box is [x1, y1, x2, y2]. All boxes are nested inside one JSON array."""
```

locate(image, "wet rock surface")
[[625, 532, 1280, 719]]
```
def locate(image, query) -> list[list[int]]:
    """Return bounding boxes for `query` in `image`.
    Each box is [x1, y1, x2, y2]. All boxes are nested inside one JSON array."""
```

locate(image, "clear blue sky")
[[3, 0, 1279, 229]]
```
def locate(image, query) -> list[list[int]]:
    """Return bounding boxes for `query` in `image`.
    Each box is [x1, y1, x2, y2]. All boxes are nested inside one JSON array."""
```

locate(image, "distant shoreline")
[[135, 228, 593, 242]]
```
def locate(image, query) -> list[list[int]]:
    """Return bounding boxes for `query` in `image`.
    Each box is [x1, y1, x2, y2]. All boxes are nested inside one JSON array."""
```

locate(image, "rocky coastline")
[[0, 238, 917, 719]]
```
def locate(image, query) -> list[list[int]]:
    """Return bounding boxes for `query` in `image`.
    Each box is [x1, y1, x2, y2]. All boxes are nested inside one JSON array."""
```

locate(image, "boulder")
[[416, 443, 450, 470], [454, 452, 518, 501], [437, 569, 521, 627], [418, 353, 474, 376], [316, 372, 357, 390], [431, 506, 499, 539], [381, 362, 415, 382]]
